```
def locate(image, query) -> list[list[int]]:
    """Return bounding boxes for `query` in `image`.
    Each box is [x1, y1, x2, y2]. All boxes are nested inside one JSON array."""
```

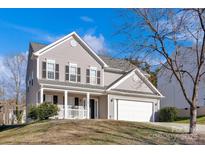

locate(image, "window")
[[31, 71, 34, 85], [42, 61, 47, 78], [55, 64, 59, 80], [65, 65, 69, 81], [47, 60, 55, 80], [90, 67, 97, 84], [53, 95, 58, 105], [69, 63, 77, 82], [75, 97, 79, 106]]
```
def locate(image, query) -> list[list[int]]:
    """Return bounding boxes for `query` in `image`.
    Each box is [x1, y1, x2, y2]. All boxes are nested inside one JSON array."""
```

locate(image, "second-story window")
[[47, 60, 55, 80], [90, 67, 97, 85], [69, 63, 77, 82]]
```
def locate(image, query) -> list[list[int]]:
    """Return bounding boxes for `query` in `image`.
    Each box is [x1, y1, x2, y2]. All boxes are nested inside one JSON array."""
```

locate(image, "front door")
[[90, 99, 95, 119]]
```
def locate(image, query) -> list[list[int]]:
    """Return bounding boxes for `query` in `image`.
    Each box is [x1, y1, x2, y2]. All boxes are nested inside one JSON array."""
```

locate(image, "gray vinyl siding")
[[104, 71, 123, 86], [98, 95, 108, 119], [26, 56, 40, 115], [114, 72, 154, 94], [38, 36, 103, 86]]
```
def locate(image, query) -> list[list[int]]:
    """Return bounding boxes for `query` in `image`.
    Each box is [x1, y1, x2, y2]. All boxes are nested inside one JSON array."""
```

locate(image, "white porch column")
[[40, 88, 44, 104], [64, 90, 68, 119], [86, 92, 90, 119]]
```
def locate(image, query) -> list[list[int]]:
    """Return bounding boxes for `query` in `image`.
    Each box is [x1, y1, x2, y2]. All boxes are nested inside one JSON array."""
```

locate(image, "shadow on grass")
[[0, 124, 27, 132], [0, 120, 50, 132]]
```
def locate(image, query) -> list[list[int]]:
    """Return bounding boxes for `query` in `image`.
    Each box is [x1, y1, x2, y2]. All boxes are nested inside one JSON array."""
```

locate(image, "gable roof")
[[30, 42, 47, 53], [99, 55, 136, 72], [106, 68, 163, 97], [32, 31, 108, 67], [29, 32, 148, 75], [29, 38, 137, 72]]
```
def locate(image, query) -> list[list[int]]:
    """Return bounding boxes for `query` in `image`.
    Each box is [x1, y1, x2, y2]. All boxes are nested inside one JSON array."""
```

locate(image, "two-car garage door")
[[117, 100, 154, 122]]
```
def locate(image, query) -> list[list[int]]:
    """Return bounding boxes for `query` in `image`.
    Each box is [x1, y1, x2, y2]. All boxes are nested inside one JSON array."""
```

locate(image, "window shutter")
[[55, 64, 59, 80], [42, 61, 46, 78], [65, 65, 69, 81], [97, 70, 100, 85], [86, 69, 90, 83], [77, 67, 81, 82]]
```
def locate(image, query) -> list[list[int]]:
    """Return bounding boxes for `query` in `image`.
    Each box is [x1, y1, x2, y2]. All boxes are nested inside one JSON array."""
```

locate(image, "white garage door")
[[117, 100, 153, 122]]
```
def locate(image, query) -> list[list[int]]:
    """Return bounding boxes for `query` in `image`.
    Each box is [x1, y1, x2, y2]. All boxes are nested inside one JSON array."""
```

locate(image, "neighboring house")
[[0, 100, 26, 125], [158, 46, 205, 117], [26, 32, 163, 122]]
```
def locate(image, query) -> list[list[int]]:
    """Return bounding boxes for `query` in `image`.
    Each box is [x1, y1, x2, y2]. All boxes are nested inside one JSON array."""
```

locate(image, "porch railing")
[[56, 105, 88, 119], [67, 108, 88, 119]]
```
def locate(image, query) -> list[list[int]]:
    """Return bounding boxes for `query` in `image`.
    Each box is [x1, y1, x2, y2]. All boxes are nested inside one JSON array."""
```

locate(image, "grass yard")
[[0, 119, 205, 145], [175, 116, 205, 125]]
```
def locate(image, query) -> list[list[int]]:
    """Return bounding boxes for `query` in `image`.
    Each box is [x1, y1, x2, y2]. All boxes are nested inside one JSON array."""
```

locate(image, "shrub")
[[159, 107, 178, 122], [38, 102, 59, 120], [28, 106, 39, 120], [28, 103, 59, 120]]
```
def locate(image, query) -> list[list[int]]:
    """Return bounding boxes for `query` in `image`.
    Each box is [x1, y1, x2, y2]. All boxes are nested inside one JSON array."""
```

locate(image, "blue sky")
[[0, 8, 122, 56]]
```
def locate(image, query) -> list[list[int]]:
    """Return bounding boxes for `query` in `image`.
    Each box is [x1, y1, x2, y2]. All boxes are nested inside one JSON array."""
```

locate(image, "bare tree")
[[116, 8, 205, 134], [0, 82, 5, 101], [4, 53, 27, 123]]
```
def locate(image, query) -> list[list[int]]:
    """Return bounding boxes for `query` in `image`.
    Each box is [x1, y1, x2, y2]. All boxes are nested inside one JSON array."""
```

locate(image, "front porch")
[[39, 88, 105, 119]]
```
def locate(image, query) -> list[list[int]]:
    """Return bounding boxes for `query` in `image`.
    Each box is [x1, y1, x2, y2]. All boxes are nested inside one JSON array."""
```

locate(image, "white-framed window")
[[90, 67, 97, 85], [47, 60, 55, 80], [69, 63, 77, 82]]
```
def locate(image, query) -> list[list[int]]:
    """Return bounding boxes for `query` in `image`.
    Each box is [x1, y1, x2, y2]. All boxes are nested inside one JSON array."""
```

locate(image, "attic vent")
[[70, 39, 77, 47]]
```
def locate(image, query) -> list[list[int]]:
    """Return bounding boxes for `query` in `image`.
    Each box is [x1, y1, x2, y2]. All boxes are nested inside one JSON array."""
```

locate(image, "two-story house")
[[26, 32, 163, 122]]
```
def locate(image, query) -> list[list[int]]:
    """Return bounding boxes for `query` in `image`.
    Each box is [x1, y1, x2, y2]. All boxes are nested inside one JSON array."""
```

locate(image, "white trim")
[[37, 57, 39, 79], [69, 63, 78, 83], [89, 66, 97, 85], [114, 99, 117, 120], [106, 68, 164, 97], [107, 90, 162, 99], [86, 92, 90, 119], [107, 69, 136, 91], [43, 87, 104, 95], [41, 83, 105, 93], [107, 94, 110, 119], [33, 31, 108, 67], [135, 68, 163, 97], [152, 102, 155, 122], [64, 90, 68, 119], [40, 88, 44, 103], [46, 59, 55, 80]]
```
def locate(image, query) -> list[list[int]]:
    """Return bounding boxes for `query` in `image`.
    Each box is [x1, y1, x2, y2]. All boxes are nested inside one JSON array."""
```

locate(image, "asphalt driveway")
[[152, 122, 205, 134]]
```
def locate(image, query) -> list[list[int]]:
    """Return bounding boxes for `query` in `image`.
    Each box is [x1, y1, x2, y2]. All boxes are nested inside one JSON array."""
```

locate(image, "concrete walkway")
[[152, 122, 205, 134]]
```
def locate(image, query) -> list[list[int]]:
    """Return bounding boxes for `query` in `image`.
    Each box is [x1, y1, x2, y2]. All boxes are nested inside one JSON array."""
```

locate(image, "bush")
[[28, 103, 59, 120], [159, 107, 178, 122], [28, 106, 39, 120]]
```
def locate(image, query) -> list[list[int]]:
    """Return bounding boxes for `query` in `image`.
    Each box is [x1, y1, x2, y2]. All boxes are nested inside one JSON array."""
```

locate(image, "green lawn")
[[0, 119, 204, 144], [175, 116, 205, 125]]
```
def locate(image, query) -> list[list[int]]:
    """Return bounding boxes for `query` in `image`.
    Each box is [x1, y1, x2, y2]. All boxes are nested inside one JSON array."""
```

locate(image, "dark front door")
[[90, 99, 95, 119]]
